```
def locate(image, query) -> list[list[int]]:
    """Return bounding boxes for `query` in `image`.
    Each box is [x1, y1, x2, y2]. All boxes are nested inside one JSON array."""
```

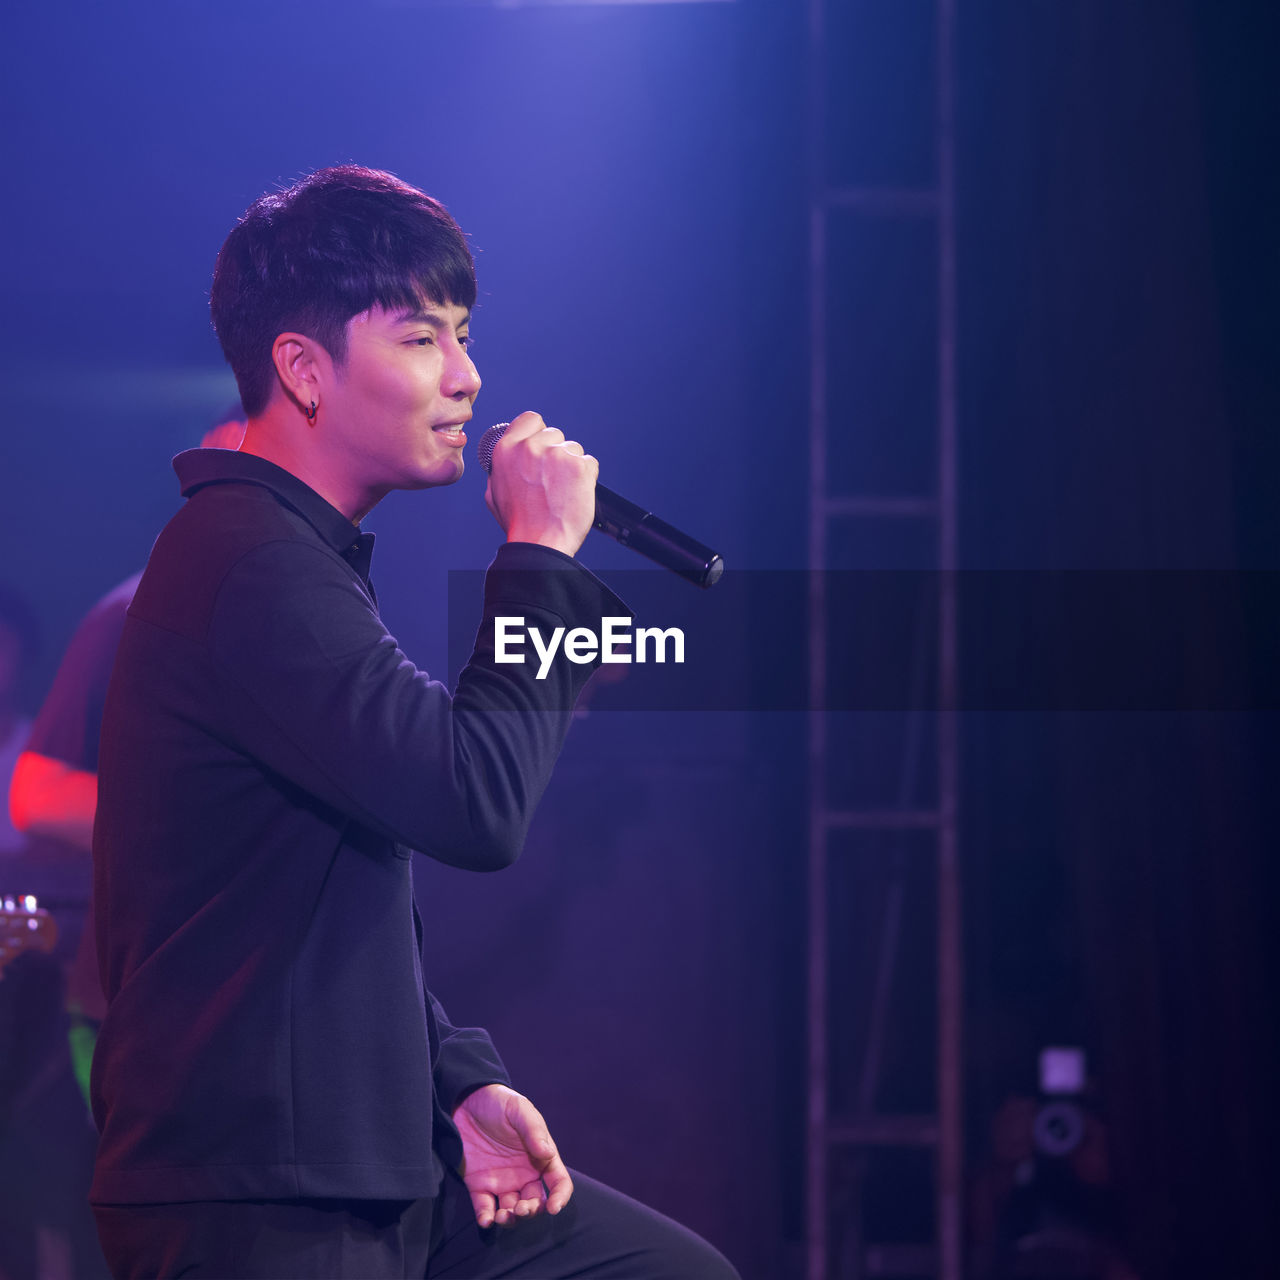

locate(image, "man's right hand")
[[483, 411, 598, 557]]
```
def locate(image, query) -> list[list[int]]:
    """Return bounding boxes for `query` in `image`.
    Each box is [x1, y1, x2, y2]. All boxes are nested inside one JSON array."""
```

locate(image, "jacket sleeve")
[[206, 539, 630, 872], [409, 894, 510, 1112], [428, 988, 511, 1114]]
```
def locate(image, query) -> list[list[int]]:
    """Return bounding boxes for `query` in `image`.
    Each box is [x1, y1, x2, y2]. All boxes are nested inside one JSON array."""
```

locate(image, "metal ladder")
[[805, 2, 960, 1277]]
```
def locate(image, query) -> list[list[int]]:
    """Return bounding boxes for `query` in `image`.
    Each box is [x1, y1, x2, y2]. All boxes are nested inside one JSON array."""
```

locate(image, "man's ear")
[[271, 332, 331, 416]]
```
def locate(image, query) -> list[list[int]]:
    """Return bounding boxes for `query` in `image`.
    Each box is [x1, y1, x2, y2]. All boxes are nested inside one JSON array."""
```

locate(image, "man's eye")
[[411, 336, 433, 347]]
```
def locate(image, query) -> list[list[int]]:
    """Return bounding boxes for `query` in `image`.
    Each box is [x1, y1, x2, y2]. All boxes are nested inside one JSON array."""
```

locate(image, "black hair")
[[210, 166, 477, 417]]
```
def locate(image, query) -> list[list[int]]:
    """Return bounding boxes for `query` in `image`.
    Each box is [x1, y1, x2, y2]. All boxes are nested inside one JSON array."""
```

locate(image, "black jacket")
[[90, 448, 624, 1204]]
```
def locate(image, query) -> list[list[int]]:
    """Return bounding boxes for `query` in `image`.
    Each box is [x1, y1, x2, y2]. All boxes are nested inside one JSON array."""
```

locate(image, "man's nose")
[[445, 350, 482, 399]]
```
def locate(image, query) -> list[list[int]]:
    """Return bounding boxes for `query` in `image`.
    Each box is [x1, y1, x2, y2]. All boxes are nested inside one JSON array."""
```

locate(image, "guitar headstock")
[[0, 893, 59, 978]]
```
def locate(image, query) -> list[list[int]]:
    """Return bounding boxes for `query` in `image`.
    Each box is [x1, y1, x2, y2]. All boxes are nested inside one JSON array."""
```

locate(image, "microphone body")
[[477, 423, 724, 588]]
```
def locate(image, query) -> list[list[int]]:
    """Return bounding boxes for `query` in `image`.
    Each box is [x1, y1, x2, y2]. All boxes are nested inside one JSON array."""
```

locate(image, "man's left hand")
[[452, 1083, 574, 1228]]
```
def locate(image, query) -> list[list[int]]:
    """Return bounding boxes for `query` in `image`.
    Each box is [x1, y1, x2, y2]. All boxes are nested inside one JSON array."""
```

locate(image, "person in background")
[[0, 586, 38, 856], [9, 409, 246, 1079], [0, 413, 244, 1280]]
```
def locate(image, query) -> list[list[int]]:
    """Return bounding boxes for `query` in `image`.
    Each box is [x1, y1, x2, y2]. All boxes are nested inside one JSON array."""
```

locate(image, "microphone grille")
[[476, 422, 510, 474]]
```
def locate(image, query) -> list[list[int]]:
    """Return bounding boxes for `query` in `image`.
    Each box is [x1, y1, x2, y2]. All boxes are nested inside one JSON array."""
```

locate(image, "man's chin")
[[410, 456, 465, 490]]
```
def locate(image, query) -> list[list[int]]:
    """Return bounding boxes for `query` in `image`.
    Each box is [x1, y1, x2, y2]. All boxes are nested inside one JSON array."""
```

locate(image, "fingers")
[[506, 1096, 574, 1215], [541, 1154, 575, 1215], [492, 1188, 521, 1226], [478, 1190, 550, 1230], [504, 1093, 573, 1215], [471, 1187, 541, 1230], [493, 413, 568, 467], [488, 1183, 559, 1228], [471, 1181, 549, 1230], [505, 1092, 553, 1155], [499, 410, 551, 443], [517, 1177, 545, 1216], [491, 412, 589, 468], [470, 1189, 497, 1230], [505, 1181, 543, 1222], [553, 442, 599, 486], [485, 411, 597, 553]]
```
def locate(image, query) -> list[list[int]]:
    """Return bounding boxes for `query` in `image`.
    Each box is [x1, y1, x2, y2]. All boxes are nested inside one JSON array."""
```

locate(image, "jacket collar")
[[173, 448, 363, 555]]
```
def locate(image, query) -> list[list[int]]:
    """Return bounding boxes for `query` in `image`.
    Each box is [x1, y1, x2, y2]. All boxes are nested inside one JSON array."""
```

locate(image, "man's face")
[[322, 299, 480, 500]]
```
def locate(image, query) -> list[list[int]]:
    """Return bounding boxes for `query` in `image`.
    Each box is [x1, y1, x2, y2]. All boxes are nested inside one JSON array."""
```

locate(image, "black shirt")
[[90, 448, 625, 1204]]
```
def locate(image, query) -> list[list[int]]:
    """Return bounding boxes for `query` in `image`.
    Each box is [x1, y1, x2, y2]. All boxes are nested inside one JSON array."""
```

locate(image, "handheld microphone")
[[477, 423, 724, 589]]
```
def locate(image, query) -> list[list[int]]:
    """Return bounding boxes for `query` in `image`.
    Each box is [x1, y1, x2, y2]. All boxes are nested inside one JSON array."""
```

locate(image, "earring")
[[306, 400, 318, 424]]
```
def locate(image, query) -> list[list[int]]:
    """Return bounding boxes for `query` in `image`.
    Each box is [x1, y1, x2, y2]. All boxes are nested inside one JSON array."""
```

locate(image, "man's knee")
[[649, 1228, 740, 1280], [567, 1172, 741, 1280]]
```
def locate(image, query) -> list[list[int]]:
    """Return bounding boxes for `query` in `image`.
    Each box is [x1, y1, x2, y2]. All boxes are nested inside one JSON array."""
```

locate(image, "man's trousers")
[[92, 1167, 740, 1279]]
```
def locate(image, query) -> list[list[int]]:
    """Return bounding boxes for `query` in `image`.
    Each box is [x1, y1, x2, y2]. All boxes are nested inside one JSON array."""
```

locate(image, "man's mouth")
[[432, 422, 468, 438]]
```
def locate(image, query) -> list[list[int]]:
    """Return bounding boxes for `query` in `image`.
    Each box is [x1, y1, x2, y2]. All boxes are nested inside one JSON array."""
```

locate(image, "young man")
[[88, 167, 737, 1279]]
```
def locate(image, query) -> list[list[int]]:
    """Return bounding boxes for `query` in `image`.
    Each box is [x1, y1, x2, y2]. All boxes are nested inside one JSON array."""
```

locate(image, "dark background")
[[1, 2, 1277, 1277]]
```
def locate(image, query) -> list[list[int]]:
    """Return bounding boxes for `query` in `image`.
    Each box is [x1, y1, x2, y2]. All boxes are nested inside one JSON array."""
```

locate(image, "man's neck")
[[238, 416, 379, 525]]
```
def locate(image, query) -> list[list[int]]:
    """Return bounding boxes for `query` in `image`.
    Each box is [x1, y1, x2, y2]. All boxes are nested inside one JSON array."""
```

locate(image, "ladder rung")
[[825, 810, 941, 831], [829, 1114, 939, 1146], [826, 186, 939, 216], [822, 495, 938, 518]]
